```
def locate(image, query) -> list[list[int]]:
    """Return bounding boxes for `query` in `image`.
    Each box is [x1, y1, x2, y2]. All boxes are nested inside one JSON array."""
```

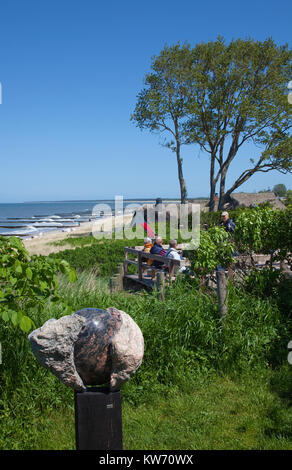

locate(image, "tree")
[[184, 37, 292, 211], [131, 44, 194, 203], [273, 184, 287, 197]]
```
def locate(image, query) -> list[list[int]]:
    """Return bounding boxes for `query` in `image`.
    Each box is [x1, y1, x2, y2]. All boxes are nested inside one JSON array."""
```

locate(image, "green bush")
[[185, 226, 235, 277], [49, 238, 140, 275], [0, 236, 76, 332]]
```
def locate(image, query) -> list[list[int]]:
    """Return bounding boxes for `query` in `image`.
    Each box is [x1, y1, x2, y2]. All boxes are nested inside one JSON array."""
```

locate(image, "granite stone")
[[28, 307, 144, 391]]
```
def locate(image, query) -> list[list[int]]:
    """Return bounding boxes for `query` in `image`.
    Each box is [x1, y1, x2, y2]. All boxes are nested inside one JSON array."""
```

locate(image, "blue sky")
[[0, 0, 291, 202]]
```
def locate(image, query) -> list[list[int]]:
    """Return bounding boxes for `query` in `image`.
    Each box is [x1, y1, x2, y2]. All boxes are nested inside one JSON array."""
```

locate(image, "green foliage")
[[0, 236, 77, 332], [197, 210, 222, 228], [273, 184, 287, 197], [233, 206, 292, 258], [133, 38, 292, 207], [198, 205, 292, 260], [185, 37, 292, 206], [285, 190, 292, 207], [186, 226, 235, 276], [49, 237, 142, 276], [244, 268, 292, 318], [131, 43, 194, 201]]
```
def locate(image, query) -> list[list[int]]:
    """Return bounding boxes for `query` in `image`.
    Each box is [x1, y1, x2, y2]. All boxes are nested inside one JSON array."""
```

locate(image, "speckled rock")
[[28, 307, 144, 391], [28, 314, 87, 392]]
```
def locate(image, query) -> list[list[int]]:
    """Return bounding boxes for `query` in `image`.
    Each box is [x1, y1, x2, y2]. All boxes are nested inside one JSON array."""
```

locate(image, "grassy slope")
[[3, 371, 292, 450], [1, 236, 292, 450]]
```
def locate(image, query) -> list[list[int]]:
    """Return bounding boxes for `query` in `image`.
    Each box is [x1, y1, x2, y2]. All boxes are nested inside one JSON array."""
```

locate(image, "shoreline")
[[22, 213, 134, 256]]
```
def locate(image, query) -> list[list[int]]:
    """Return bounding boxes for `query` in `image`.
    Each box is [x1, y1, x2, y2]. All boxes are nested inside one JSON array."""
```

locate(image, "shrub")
[[186, 226, 235, 277], [0, 236, 76, 332]]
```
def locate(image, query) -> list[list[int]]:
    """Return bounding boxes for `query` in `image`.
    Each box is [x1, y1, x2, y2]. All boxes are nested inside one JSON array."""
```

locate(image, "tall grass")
[[1, 268, 292, 449]]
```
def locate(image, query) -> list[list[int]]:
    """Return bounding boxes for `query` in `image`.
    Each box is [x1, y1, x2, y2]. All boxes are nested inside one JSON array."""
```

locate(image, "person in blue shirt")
[[221, 211, 235, 234], [150, 236, 166, 268], [219, 211, 239, 266]]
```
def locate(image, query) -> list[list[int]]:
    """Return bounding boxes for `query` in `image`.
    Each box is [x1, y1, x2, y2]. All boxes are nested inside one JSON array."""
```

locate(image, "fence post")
[[138, 252, 143, 281], [216, 269, 227, 317], [156, 271, 165, 301], [124, 250, 129, 276], [109, 275, 117, 293], [117, 263, 124, 290], [169, 260, 175, 284]]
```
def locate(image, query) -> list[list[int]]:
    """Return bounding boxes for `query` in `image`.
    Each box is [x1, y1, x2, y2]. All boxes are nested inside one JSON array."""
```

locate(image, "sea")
[[0, 199, 155, 238]]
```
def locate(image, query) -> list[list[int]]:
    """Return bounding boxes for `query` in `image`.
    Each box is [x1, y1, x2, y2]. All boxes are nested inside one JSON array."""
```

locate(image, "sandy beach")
[[23, 213, 134, 255]]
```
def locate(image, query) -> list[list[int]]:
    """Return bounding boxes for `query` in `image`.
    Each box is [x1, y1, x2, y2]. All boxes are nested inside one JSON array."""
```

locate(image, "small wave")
[[32, 222, 63, 226], [25, 225, 38, 232]]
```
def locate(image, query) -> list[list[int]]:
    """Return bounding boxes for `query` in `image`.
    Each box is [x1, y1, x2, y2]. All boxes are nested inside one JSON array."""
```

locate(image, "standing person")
[[220, 211, 235, 234], [220, 211, 239, 267]]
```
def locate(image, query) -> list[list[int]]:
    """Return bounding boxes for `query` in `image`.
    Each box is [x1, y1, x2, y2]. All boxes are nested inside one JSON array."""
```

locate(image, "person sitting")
[[165, 239, 181, 261], [142, 237, 153, 271], [150, 236, 166, 268], [164, 239, 182, 275], [220, 211, 235, 234]]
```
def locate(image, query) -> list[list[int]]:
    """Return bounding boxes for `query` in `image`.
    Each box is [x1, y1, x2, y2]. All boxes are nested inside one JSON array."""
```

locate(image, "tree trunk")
[[209, 154, 216, 212], [218, 169, 227, 210], [176, 140, 187, 204]]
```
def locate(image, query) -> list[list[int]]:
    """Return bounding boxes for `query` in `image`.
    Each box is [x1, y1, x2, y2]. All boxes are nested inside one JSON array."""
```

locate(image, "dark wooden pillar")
[[138, 252, 143, 281], [74, 387, 123, 450]]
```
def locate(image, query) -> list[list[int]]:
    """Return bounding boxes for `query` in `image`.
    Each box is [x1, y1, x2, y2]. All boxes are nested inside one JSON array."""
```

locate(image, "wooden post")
[[156, 271, 165, 301], [124, 251, 129, 276], [117, 263, 124, 277], [216, 269, 227, 318], [110, 275, 119, 293], [109, 277, 114, 293], [116, 263, 124, 290], [138, 252, 143, 281], [169, 260, 175, 283], [75, 387, 123, 450]]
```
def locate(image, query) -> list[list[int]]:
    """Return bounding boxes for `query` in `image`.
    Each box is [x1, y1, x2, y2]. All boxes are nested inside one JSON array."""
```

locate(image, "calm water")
[[0, 199, 154, 237]]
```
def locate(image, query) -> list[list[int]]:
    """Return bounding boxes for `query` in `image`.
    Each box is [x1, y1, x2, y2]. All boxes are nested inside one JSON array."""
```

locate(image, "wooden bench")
[[123, 246, 186, 288]]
